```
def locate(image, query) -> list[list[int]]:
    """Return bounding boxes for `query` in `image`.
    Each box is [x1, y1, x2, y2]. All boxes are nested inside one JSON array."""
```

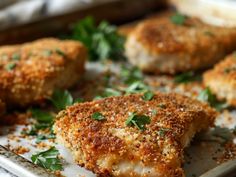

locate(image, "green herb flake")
[[5, 63, 16, 71], [43, 49, 52, 57], [50, 90, 73, 110], [120, 66, 143, 84], [74, 97, 84, 103], [142, 91, 154, 101], [174, 71, 201, 83], [197, 87, 228, 111], [71, 16, 125, 61], [170, 13, 187, 25], [158, 128, 170, 137], [31, 109, 54, 123], [91, 112, 106, 121], [125, 112, 151, 131], [31, 146, 63, 171], [12, 53, 20, 61], [55, 49, 65, 57], [151, 109, 157, 116], [158, 103, 166, 109], [125, 81, 149, 94]]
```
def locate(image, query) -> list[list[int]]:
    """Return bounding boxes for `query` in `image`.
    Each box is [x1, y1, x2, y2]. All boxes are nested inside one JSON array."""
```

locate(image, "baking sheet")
[[0, 62, 236, 177]]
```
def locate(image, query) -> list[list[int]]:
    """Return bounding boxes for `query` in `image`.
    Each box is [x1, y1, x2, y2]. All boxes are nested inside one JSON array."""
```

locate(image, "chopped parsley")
[[31, 146, 63, 171], [125, 81, 149, 94], [170, 13, 187, 25], [91, 112, 106, 121], [5, 63, 16, 71], [43, 49, 52, 57], [142, 91, 154, 101], [31, 109, 54, 123], [50, 90, 73, 110], [197, 87, 228, 111], [71, 16, 125, 61], [12, 53, 20, 61], [158, 128, 170, 137], [120, 66, 143, 84], [125, 112, 151, 131], [73, 97, 84, 103], [55, 49, 65, 57], [158, 103, 166, 109], [174, 71, 202, 83]]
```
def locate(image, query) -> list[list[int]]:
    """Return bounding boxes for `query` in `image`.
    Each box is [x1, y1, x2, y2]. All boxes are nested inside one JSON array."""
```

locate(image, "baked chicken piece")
[[54, 92, 216, 177], [125, 12, 236, 74], [0, 38, 87, 107], [204, 53, 236, 106]]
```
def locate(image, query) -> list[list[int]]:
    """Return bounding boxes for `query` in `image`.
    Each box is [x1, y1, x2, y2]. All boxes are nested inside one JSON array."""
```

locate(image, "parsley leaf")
[[197, 87, 228, 111], [91, 112, 106, 121], [43, 49, 52, 57], [31, 147, 63, 171], [120, 66, 143, 84], [125, 81, 149, 94], [142, 91, 154, 101], [5, 63, 16, 71], [71, 16, 125, 61], [174, 71, 201, 83], [158, 128, 170, 137], [12, 53, 20, 61], [170, 13, 187, 25], [31, 109, 54, 123], [51, 90, 73, 110], [125, 113, 151, 131]]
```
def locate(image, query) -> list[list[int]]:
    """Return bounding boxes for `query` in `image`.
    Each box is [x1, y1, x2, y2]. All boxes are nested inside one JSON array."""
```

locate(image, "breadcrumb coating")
[[54, 92, 217, 177], [204, 53, 236, 106], [125, 12, 236, 74], [0, 38, 87, 107]]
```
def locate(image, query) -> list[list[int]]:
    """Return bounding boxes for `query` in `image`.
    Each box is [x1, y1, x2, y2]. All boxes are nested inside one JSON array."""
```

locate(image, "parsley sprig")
[[71, 16, 125, 61], [170, 13, 187, 25], [174, 71, 202, 83], [125, 112, 151, 131], [197, 87, 228, 111], [31, 147, 63, 171]]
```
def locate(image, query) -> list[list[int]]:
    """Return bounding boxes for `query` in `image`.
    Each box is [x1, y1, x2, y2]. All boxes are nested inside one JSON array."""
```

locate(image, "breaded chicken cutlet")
[[54, 93, 217, 177], [204, 53, 236, 106], [125, 13, 236, 74], [0, 38, 87, 107]]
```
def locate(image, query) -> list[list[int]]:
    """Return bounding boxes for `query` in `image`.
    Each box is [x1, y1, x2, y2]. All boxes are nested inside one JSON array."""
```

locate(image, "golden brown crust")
[[203, 53, 236, 106], [54, 92, 217, 177], [0, 38, 87, 107], [126, 12, 236, 74]]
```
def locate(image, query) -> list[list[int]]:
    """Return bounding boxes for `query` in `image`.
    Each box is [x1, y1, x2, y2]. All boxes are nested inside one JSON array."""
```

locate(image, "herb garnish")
[[170, 13, 187, 25], [71, 16, 125, 61], [142, 91, 154, 101], [125, 81, 149, 94], [158, 128, 170, 137], [197, 87, 228, 111], [120, 66, 143, 84], [31, 146, 63, 171], [50, 90, 73, 110], [91, 112, 106, 121], [55, 49, 65, 57], [12, 53, 20, 61], [31, 109, 54, 123], [174, 71, 201, 83], [5, 63, 16, 71], [43, 49, 52, 57], [125, 112, 151, 131]]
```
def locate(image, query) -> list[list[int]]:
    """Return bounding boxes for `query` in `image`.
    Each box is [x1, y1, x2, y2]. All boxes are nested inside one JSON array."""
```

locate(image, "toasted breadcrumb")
[[54, 92, 217, 177]]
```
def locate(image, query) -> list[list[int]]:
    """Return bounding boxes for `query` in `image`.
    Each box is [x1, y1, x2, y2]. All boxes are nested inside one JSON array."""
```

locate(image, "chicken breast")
[[203, 53, 236, 106], [0, 38, 87, 107], [125, 12, 236, 74], [54, 93, 216, 177]]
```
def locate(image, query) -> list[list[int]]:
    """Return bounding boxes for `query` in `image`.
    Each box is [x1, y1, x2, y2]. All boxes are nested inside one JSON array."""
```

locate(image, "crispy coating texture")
[[204, 53, 236, 106], [0, 38, 87, 107], [125, 12, 236, 74], [54, 93, 217, 177]]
